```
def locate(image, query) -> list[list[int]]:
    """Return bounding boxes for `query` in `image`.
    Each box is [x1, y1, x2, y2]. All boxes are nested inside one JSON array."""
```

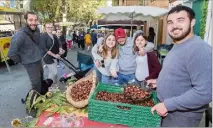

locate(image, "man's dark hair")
[[167, 5, 195, 21], [24, 11, 38, 20]]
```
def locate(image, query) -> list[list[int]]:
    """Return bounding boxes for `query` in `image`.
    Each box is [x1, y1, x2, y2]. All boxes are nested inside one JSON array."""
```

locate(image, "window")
[[113, 0, 119, 6], [20, 4, 23, 8]]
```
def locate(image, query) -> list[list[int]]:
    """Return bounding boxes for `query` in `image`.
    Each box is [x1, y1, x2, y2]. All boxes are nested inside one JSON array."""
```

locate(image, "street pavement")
[[0, 48, 85, 126], [0, 47, 208, 127]]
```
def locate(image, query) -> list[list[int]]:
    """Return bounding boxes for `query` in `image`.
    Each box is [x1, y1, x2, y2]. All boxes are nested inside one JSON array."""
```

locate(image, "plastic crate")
[[88, 83, 161, 127]]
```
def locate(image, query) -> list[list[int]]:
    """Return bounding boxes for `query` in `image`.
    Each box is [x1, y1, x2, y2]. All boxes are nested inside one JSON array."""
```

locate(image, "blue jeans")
[[117, 72, 137, 86], [101, 75, 119, 86]]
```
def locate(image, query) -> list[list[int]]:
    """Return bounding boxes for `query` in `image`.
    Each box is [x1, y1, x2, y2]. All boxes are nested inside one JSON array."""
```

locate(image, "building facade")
[[112, 0, 141, 6], [112, 0, 169, 8], [14, 0, 30, 11], [141, 0, 169, 8]]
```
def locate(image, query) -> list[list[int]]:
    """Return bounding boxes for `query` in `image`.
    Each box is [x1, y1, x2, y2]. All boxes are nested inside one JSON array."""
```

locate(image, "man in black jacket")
[[8, 11, 43, 93], [40, 23, 63, 84]]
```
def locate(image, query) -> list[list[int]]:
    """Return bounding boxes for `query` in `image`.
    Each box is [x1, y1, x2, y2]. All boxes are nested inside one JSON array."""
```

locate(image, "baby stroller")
[[59, 52, 94, 82]]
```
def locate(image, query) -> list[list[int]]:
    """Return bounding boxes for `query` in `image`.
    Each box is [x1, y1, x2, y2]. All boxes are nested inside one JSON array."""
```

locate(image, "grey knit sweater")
[[157, 35, 212, 126]]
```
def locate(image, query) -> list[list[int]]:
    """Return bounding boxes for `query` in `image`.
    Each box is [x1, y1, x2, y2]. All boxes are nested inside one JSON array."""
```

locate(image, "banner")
[[0, 0, 15, 8]]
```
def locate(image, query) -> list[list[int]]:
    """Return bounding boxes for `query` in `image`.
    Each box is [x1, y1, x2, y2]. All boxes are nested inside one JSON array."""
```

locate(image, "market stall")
[[11, 6, 169, 127], [11, 70, 161, 127], [97, 6, 169, 50]]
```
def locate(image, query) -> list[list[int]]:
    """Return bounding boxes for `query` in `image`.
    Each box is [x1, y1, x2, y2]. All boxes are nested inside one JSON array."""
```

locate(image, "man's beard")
[[169, 25, 191, 42], [26, 23, 36, 32]]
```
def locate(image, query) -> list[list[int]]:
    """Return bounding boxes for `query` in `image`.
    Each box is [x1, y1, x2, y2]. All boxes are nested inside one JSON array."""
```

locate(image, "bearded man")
[[147, 5, 212, 127], [8, 11, 43, 93]]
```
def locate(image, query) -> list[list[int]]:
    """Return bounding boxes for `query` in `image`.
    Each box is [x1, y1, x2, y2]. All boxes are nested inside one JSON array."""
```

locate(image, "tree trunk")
[[62, 0, 67, 35]]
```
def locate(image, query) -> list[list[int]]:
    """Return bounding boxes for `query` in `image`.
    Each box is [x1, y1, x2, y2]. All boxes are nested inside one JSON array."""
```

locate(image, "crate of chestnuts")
[[88, 83, 161, 127]]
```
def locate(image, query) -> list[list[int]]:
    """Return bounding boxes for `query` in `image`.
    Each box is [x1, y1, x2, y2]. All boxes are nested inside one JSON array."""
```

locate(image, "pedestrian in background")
[[78, 30, 85, 50], [91, 30, 97, 46], [84, 31, 92, 51], [66, 31, 73, 50], [147, 27, 156, 44], [72, 31, 78, 49]]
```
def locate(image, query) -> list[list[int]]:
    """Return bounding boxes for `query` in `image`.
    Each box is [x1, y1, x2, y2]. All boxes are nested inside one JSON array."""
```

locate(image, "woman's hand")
[[110, 70, 118, 78], [94, 60, 101, 68], [98, 45, 104, 53], [54, 54, 61, 59], [138, 47, 146, 56], [146, 79, 157, 88], [59, 48, 64, 55]]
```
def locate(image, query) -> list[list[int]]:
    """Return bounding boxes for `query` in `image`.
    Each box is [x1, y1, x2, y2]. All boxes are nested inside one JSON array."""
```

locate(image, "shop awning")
[[0, 6, 23, 15]]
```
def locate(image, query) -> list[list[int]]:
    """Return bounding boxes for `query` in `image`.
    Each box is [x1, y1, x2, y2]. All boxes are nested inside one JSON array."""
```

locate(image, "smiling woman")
[[92, 33, 120, 85]]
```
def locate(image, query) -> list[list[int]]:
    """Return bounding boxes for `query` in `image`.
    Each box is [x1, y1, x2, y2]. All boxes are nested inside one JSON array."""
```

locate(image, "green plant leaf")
[[200, 0, 208, 39], [83, 108, 88, 113], [23, 118, 39, 127]]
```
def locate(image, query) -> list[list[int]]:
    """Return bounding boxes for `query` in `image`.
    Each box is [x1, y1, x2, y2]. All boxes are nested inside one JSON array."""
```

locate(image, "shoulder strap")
[[42, 33, 55, 60], [23, 31, 36, 44]]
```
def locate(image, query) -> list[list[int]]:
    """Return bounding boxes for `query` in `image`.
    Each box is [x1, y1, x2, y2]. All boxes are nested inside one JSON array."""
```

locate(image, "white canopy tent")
[[98, 6, 169, 21], [97, 6, 169, 48]]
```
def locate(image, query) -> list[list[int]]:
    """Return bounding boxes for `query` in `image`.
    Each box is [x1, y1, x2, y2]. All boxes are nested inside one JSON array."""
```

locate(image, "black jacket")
[[40, 32, 62, 64]]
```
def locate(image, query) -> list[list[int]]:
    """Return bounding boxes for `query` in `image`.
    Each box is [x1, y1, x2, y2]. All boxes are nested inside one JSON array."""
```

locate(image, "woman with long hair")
[[92, 33, 119, 85], [133, 30, 161, 83]]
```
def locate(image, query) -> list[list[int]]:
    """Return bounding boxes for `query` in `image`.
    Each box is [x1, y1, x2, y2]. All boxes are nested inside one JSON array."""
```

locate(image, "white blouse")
[[135, 54, 149, 81]]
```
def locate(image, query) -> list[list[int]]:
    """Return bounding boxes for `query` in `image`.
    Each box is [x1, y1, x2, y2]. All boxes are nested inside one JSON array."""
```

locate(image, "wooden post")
[[0, 46, 11, 74]]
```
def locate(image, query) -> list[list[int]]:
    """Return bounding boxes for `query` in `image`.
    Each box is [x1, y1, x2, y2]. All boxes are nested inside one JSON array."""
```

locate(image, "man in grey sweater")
[[147, 6, 212, 127], [8, 12, 43, 93], [114, 29, 154, 85]]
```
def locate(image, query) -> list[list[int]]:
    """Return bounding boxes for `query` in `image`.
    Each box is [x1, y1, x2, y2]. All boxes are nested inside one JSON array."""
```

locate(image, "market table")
[[36, 105, 127, 127]]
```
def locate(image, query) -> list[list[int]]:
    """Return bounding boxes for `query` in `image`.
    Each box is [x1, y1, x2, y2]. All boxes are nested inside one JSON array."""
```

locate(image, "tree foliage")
[[67, 0, 106, 25], [200, 0, 208, 39], [30, 0, 62, 23], [30, 0, 106, 26]]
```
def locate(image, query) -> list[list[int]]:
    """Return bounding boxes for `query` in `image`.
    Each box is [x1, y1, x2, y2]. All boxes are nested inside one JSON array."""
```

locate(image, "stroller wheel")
[[59, 77, 66, 83]]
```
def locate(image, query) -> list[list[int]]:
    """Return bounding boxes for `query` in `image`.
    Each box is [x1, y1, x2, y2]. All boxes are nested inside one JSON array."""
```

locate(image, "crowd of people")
[[65, 29, 103, 51], [7, 5, 212, 127]]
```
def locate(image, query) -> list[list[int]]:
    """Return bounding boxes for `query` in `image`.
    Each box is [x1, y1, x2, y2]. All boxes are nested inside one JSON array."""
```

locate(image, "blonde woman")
[[92, 33, 119, 85]]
